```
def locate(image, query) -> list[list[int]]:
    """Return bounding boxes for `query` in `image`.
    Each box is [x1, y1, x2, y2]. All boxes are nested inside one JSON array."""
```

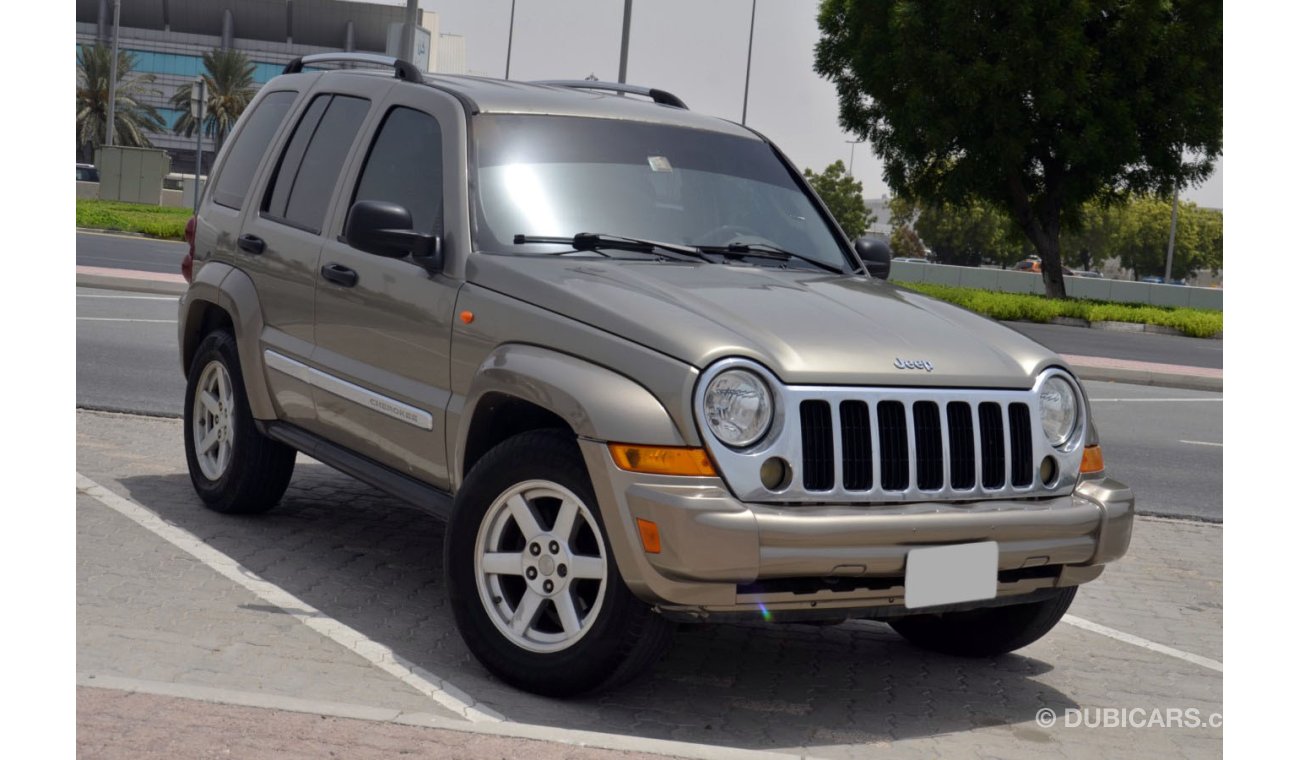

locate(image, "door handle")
[[237, 234, 265, 254], [320, 263, 359, 287]]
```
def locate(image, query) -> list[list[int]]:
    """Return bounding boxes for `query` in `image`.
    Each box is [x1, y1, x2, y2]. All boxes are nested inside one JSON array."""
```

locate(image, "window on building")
[[351, 108, 443, 236], [261, 94, 370, 234], [211, 90, 297, 211]]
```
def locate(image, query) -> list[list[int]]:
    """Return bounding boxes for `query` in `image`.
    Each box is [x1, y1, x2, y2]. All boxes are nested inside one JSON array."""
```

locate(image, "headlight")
[[1039, 375, 1079, 447], [703, 369, 773, 448]]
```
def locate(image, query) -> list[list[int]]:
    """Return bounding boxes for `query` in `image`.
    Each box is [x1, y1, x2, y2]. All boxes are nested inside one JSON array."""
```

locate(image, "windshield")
[[472, 114, 853, 270]]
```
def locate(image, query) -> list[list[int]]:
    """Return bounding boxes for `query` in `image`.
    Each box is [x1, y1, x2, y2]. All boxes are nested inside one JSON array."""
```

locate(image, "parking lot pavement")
[[77, 410, 1222, 758]]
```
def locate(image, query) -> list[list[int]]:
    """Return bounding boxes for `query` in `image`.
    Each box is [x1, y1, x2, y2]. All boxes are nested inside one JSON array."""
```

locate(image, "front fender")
[[452, 344, 687, 487]]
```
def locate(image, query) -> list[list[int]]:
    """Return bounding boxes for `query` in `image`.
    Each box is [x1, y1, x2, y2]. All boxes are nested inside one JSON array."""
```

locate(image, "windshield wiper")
[[513, 233, 710, 263], [696, 242, 845, 274]]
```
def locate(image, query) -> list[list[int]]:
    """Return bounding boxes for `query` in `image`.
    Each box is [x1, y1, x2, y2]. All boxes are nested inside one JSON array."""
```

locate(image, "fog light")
[[759, 457, 792, 491], [1039, 456, 1059, 487]]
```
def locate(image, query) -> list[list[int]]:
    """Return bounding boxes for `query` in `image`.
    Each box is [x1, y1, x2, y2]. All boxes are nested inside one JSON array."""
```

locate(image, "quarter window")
[[262, 94, 370, 233], [352, 107, 444, 236]]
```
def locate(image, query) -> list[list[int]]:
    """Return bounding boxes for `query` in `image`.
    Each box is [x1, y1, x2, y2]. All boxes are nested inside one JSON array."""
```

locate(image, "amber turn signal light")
[[636, 518, 662, 554], [608, 444, 717, 477], [1081, 445, 1105, 474]]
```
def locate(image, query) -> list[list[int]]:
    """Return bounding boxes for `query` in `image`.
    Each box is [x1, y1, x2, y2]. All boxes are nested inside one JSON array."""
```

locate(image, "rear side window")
[[262, 94, 370, 234], [352, 107, 443, 235], [212, 90, 297, 211]]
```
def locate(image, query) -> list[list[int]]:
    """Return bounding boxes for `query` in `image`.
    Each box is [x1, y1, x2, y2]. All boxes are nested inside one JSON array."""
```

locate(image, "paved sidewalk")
[[77, 410, 1222, 758]]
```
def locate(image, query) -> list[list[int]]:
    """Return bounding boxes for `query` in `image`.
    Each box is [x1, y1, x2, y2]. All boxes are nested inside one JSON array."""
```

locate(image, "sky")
[[395, 0, 1223, 209]]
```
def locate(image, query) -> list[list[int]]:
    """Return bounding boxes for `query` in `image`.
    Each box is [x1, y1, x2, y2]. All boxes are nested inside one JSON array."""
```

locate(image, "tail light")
[[181, 216, 196, 283]]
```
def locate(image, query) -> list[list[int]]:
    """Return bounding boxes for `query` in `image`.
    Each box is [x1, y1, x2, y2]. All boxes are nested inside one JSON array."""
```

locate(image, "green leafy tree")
[[814, 0, 1222, 298], [887, 196, 1019, 266], [915, 199, 1019, 267], [1111, 197, 1219, 281], [1059, 202, 1118, 273], [803, 160, 876, 238], [170, 48, 257, 154], [76, 45, 166, 161]]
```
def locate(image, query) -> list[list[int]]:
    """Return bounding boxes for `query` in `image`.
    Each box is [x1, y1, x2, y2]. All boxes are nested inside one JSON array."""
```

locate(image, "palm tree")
[[76, 45, 166, 162], [170, 48, 257, 155]]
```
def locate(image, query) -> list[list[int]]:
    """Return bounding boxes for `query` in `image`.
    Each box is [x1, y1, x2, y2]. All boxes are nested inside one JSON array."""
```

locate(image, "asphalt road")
[[76, 287, 1222, 520], [1007, 321, 1222, 369], [77, 230, 187, 274], [77, 288, 183, 417]]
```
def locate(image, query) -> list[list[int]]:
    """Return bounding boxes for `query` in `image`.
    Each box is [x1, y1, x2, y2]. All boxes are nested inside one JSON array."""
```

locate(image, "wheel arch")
[[451, 344, 687, 489], [178, 262, 276, 419]]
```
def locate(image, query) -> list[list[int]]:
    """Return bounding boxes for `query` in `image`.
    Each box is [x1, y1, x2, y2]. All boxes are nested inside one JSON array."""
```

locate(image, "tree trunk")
[[1005, 178, 1068, 299]]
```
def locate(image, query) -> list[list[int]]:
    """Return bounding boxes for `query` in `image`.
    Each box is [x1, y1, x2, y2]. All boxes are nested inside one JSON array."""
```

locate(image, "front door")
[[310, 91, 460, 489]]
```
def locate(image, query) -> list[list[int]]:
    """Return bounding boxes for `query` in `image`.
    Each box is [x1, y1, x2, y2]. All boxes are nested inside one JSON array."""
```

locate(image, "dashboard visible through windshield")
[[471, 114, 853, 271]]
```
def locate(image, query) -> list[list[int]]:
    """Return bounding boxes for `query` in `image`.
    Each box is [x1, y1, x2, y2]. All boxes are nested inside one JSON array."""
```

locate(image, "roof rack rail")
[[532, 80, 688, 110], [283, 53, 423, 83]]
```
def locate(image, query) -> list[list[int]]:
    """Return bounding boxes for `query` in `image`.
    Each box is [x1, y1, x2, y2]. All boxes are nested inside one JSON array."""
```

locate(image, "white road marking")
[[1180, 440, 1224, 447], [1061, 614, 1222, 672], [77, 674, 797, 760], [1090, 397, 1222, 402], [77, 294, 178, 301], [77, 317, 176, 323], [75, 473, 503, 723]]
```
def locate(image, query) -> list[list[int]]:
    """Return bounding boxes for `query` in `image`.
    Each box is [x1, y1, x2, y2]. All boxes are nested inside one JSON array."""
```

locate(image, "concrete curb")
[[1062, 354, 1222, 393], [77, 226, 186, 243], [77, 266, 186, 296], [1027, 317, 1221, 340]]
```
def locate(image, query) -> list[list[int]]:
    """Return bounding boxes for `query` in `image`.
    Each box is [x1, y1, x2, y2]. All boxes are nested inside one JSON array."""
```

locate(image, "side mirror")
[[344, 200, 443, 275], [854, 237, 892, 280]]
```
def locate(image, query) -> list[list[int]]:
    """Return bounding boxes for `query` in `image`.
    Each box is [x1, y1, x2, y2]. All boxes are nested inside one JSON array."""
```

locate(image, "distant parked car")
[[1140, 275, 1186, 286], [1014, 258, 1073, 276], [76, 163, 99, 182], [893, 257, 929, 263], [1074, 270, 1104, 279]]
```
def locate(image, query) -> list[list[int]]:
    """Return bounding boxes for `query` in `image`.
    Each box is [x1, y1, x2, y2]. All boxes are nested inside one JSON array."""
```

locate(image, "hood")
[[467, 255, 1063, 388]]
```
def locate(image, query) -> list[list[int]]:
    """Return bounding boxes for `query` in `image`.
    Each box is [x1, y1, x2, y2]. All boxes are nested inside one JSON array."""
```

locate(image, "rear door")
[[309, 86, 462, 489], [237, 76, 390, 427]]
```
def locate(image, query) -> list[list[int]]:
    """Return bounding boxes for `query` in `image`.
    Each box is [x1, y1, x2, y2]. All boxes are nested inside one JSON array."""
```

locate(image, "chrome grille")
[[695, 361, 1087, 505], [801, 398, 1037, 496]]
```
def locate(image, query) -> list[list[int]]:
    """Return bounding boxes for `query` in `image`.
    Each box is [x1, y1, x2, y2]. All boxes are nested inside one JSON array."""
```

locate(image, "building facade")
[[76, 0, 468, 173]]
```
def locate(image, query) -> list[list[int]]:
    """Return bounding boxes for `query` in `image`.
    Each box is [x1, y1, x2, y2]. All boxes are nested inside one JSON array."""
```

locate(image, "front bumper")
[[579, 441, 1134, 619]]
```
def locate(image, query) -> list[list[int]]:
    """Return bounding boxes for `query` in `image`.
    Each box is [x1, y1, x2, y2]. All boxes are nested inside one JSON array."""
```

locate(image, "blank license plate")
[[904, 542, 998, 609]]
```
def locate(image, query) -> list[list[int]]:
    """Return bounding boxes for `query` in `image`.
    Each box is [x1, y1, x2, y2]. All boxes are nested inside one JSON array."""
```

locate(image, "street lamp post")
[[505, 0, 517, 79], [741, 0, 756, 125], [105, 0, 121, 147], [845, 139, 864, 178], [1164, 186, 1180, 283], [618, 0, 633, 84]]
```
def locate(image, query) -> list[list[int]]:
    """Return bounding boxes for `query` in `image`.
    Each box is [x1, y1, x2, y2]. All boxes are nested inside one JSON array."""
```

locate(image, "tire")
[[888, 586, 1077, 657], [183, 329, 296, 514], [445, 429, 674, 697]]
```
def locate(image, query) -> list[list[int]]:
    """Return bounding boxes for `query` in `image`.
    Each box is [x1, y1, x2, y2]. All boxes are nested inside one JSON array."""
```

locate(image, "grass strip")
[[77, 199, 191, 241], [899, 281, 1222, 338]]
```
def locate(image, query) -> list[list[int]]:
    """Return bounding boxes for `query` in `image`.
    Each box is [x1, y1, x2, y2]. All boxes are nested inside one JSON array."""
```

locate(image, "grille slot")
[[799, 400, 834, 491], [978, 402, 1006, 489], [877, 401, 909, 491], [1009, 402, 1034, 487], [946, 402, 976, 490], [839, 401, 873, 490], [913, 401, 943, 490]]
